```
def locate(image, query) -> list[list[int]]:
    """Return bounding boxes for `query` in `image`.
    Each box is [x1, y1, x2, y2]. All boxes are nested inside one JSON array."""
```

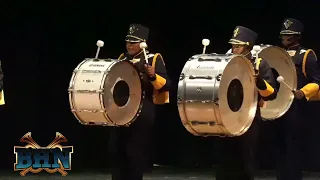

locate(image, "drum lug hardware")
[[104, 58, 112, 62], [189, 75, 213, 80], [214, 98, 219, 105], [75, 90, 100, 93], [196, 87, 202, 92], [201, 100, 211, 103], [190, 121, 216, 126], [179, 73, 185, 80], [216, 74, 222, 81]]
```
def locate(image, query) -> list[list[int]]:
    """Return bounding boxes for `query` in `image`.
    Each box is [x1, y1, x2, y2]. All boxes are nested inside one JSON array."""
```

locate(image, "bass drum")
[[177, 54, 258, 137], [68, 58, 144, 126], [255, 45, 297, 120]]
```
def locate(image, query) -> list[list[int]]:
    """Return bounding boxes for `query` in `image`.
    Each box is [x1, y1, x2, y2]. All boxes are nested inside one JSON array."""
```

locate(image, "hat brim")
[[280, 30, 301, 35], [125, 37, 142, 43], [228, 39, 249, 45], [125, 35, 146, 43]]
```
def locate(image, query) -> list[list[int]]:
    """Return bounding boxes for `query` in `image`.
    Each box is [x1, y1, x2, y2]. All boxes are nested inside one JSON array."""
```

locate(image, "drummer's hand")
[[294, 90, 305, 99], [144, 64, 155, 78]]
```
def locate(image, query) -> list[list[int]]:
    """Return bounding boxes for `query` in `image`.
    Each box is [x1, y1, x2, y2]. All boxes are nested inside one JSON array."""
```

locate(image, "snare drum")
[[177, 54, 258, 137], [68, 58, 144, 126]]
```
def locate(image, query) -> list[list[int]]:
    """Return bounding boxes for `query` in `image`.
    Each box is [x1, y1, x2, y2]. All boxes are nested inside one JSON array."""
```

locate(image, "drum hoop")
[[108, 60, 146, 126]]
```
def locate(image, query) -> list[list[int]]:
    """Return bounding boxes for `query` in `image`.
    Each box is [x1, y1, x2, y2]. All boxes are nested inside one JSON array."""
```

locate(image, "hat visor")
[[228, 39, 249, 45], [280, 30, 301, 35], [125, 36, 142, 43]]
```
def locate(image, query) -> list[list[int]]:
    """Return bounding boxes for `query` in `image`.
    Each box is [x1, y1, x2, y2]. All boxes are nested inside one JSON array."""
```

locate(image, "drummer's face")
[[126, 42, 141, 56], [280, 35, 298, 48], [232, 44, 246, 55]]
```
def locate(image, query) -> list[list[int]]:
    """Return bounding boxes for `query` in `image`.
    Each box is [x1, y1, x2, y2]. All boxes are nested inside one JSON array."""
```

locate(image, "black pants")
[[268, 100, 304, 180], [216, 115, 261, 180], [109, 100, 155, 180]]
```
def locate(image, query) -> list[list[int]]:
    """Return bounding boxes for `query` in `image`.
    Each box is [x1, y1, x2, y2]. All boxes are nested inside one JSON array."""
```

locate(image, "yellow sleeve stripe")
[[258, 80, 275, 97], [151, 74, 166, 90], [300, 83, 320, 100], [118, 53, 124, 60], [0, 90, 5, 105], [153, 90, 169, 104]]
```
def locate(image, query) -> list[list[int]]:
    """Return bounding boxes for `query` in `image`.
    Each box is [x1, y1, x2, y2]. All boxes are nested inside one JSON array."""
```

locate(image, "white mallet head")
[[277, 76, 284, 83], [96, 40, 104, 47], [202, 39, 210, 46], [252, 45, 261, 52], [139, 42, 148, 49]]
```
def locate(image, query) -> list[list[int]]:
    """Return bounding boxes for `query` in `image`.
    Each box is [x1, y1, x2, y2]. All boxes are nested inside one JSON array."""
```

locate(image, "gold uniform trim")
[[280, 30, 301, 35], [125, 35, 146, 42], [301, 49, 320, 101], [228, 39, 250, 45], [0, 90, 5, 105], [151, 53, 169, 104], [258, 80, 275, 97]]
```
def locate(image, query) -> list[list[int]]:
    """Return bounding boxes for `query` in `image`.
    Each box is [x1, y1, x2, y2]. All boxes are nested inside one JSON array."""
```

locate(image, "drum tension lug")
[[179, 73, 185, 80], [214, 98, 219, 105], [216, 74, 222, 81]]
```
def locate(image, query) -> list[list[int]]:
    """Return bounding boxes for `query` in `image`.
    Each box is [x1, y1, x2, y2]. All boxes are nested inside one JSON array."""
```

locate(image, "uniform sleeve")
[[0, 61, 3, 91], [149, 54, 171, 92], [300, 52, 320, 100], [256, 58, 277, 101]]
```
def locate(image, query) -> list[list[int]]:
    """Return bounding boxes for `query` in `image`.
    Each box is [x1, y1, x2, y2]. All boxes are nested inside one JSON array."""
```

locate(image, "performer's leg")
[[110, 128, 129, 180], [125, 101, 155, 180], [277, 101, 303, 180], [237, 117, 261, 180]]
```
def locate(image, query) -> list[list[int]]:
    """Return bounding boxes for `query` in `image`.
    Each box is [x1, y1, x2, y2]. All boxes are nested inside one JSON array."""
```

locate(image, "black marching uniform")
[[270, 18, 320, 180], [109, 24, 170, 180], [0, 60, 4, 105], [216, 26, 278, 180]]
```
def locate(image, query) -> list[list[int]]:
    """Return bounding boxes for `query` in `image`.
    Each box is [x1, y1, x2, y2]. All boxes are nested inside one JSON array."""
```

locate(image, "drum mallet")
[[252, 45, 261, 72], [95, 40, 104, 59], [139, 42, 149, 64], [202, 39, 210, 54], [277, 76, 295, 93]]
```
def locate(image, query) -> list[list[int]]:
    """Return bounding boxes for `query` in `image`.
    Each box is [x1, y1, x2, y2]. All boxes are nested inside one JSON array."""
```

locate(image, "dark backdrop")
[[1, 0, 319, 172]]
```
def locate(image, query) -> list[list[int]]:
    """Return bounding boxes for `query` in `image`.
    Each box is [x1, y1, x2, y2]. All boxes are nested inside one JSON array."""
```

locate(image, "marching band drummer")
[[269, 18, 320, 180], [109, 23, 171, 180], [215, 26, 278, 180]]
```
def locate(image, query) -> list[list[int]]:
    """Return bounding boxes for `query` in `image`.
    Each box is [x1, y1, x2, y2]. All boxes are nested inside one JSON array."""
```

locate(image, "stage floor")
[[2, 167, 320, 179]]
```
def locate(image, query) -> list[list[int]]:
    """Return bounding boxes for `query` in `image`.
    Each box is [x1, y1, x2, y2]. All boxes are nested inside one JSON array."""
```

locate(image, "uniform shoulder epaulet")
[[299, 49, 308, 54], [146, 53, 155, 58]]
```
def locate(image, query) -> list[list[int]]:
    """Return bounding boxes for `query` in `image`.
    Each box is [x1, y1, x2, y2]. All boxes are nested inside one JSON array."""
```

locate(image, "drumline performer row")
[[177, 39, 298, 137], [68, 40, 150, 127]]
